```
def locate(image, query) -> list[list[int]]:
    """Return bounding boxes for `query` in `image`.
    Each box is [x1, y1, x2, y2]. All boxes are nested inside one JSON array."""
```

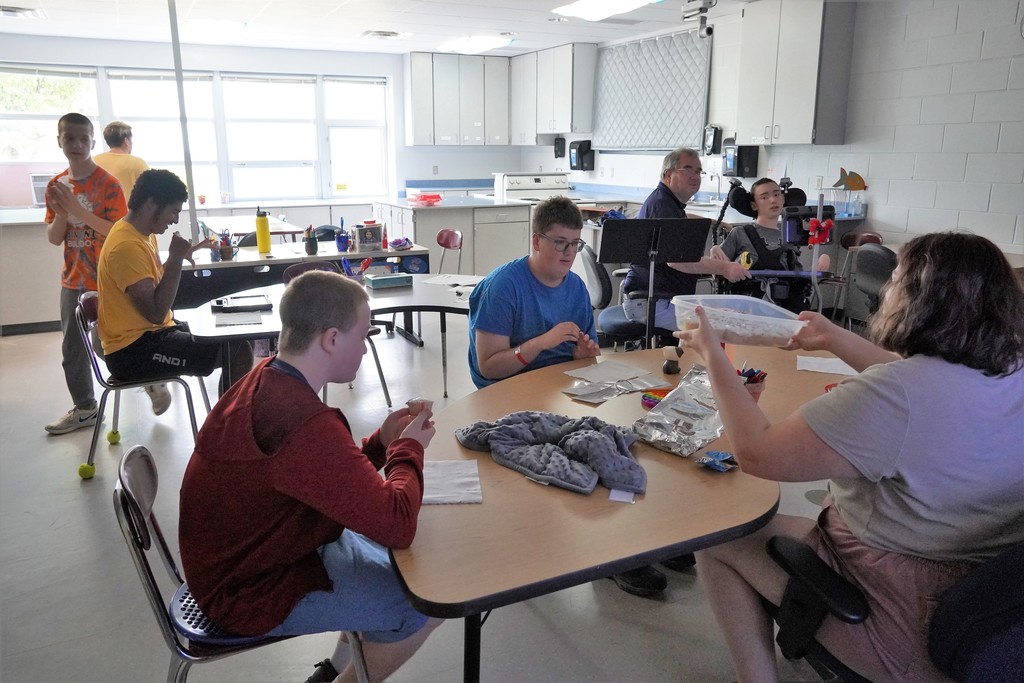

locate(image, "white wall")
[[531, 1, 1024, 254]]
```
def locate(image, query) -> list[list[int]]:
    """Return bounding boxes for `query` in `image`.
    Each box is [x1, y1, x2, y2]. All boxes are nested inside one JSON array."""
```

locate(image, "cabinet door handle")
[[773, 125, 780, 140], [764, 126, 770, 141]]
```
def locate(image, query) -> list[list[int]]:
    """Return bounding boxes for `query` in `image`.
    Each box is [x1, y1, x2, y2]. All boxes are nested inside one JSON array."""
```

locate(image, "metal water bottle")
[[255, 207, 271, 254]]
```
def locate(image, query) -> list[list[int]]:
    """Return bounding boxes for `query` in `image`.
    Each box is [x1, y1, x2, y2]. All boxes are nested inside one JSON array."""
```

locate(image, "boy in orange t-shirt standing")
[[43, 113, 127, 435]]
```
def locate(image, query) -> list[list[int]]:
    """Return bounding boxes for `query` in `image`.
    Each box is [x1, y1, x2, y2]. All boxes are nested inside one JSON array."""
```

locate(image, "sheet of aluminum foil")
[[632, 365, 723, 457], [563, 374, 671, 405]]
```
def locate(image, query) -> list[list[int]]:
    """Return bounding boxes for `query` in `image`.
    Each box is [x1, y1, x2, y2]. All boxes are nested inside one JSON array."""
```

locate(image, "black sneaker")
[[661, 552, 696, 572], [304, 659, 339, 683], [609, 565, 667, 597]]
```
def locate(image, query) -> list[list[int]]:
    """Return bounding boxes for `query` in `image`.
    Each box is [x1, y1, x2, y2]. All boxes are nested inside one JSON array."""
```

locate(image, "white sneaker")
[[45, 406, 98, 435], [144, 384, 172, 416]]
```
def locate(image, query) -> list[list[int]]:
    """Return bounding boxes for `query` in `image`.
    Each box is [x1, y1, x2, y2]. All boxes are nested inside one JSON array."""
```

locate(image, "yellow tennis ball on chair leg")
[[78, 463, 96, 479], [107, 429, 120, 444]]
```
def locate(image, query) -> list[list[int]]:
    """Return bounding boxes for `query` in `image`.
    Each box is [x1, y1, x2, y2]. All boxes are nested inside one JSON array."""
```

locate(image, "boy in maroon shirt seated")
[[179, 270, 440, 683]]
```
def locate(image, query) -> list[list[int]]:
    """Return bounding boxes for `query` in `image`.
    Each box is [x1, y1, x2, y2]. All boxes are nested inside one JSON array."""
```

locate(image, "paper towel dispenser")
[[569, 140, 594, 171]]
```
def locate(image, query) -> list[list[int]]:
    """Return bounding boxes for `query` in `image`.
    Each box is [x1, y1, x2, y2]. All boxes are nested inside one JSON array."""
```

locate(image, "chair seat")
[[598, 305, 675, 346], [170, 584, 268, 646]]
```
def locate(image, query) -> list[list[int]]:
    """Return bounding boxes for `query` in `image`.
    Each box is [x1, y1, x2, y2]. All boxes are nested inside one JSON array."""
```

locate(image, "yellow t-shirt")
[[97, 219, 172, 355], [93, 152, 149, 201]]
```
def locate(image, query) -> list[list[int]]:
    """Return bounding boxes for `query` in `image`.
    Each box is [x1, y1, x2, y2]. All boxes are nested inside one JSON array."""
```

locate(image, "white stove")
[[493, 172, 583, 203]]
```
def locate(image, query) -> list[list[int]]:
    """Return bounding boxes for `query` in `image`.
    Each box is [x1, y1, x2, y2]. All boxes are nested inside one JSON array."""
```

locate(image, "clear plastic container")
[[673, 294, 807, 347]]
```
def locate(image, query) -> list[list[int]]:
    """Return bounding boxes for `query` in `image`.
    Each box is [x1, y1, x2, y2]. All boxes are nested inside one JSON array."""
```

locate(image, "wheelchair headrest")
[[727, 177, 807, 218]]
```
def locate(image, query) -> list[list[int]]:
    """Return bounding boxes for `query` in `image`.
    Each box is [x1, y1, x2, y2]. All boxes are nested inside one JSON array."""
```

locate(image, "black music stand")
[[598, 218, 711, 346]]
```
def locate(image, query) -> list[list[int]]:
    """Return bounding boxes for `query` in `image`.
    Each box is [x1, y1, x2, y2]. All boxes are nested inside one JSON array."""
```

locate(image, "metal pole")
[[166, 0, 199, 242]]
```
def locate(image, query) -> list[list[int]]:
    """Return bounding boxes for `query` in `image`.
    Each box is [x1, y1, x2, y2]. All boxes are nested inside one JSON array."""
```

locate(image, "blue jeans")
[[264, 531, 428, 644]]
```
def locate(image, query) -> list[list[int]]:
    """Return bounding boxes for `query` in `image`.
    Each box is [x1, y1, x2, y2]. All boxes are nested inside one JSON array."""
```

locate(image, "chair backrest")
[[436, 228, 463, 274], [853, 243, 897, 312], [314, 225, 336, 241], [840, 231, 882, 251], [76, 291, 108, 382], [929, 540, 1024, 680], [579, 244, 613, 310], [236, 231, 258, 248], [282, 260, 342, 284], [436, 228, 462, 250], [113, 446, 188, 655]]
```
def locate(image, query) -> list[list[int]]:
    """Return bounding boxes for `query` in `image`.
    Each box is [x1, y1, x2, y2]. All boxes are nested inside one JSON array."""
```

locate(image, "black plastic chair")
[[75, 291, 211, 480], [766, 534, 1024, 682], [114, 446, 370, 683], [236, 231, 257, 248], [845, 243, 897, 329]]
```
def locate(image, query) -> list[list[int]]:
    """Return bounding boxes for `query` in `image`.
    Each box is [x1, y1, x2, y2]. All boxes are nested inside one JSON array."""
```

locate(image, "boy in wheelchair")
[[710, 177, 830, 314]]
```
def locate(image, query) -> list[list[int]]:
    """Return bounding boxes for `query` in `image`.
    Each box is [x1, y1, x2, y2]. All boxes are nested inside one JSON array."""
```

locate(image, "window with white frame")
[[324, 77, 388, 198], [0, 66, 98, 162], [0, 64, 391, 206]]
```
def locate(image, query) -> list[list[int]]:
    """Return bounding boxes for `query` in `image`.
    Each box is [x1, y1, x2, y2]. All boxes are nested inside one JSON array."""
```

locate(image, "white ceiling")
[[0, 0, 750, 55]]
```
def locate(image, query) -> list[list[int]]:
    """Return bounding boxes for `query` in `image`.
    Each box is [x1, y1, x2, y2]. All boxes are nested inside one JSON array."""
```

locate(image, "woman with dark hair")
[[676, 231, 1024, 682]]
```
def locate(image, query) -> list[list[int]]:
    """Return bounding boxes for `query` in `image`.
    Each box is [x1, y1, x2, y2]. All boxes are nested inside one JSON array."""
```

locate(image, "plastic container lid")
[[672, 294, 807, 347]]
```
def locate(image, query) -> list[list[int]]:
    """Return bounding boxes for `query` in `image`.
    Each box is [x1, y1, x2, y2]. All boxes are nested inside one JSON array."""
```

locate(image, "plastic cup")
[[745, 379, 766, 403]]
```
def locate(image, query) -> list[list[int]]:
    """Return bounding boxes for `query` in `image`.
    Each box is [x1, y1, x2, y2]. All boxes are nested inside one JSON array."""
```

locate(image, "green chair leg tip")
[[78, 463, 96, 479], [106, 430, 121, 444]]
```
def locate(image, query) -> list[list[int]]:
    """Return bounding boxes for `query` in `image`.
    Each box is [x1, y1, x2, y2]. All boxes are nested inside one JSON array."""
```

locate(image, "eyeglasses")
[[537, 233, 586, 252], [672, 165, 706, 177]]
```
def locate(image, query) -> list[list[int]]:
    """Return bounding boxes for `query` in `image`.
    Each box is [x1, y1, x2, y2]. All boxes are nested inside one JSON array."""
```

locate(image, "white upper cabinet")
[[535, 43, 597, 134], [405, 52, 434, 145], [405, 53, 509, 146], [459, 56, 485, 145], [433, 53, 461, 145], [735, 0, 854, 146], [483, 56, 509, 145], [510, 52, 538, 145]]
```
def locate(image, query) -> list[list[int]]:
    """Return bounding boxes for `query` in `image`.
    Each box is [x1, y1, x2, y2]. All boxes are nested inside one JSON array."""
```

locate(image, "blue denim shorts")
[[264, 531, 428, 644]]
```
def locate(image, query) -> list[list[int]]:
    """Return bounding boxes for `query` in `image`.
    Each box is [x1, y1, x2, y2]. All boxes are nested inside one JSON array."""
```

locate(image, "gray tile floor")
[[0, 315, 822, 682]]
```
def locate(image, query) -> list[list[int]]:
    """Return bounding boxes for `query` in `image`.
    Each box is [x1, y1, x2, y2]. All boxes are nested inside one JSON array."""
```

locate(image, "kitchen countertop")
[[374, 196, 530, 210]]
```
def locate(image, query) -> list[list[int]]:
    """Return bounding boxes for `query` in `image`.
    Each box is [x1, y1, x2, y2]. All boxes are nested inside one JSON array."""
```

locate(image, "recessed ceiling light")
[[553, 0, 663, 23], [0, 5, 45, 19], [361, 30, 412, 41]]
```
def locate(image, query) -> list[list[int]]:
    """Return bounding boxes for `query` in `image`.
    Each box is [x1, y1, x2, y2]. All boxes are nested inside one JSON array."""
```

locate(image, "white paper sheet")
[[423, 274, 485, 286], [564, 360, 646, 384], [422, 460, 483, 504], [214, 311, 264, 326], [797, 355, 858, 376]]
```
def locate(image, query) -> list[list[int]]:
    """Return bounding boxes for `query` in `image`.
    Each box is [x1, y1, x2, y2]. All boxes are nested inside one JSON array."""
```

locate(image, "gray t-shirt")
[[800, 354, 1024, 562], [720, 222, 783, 262]]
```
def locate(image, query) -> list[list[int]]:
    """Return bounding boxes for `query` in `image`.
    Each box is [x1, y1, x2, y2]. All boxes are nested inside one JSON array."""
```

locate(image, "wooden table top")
[[391, 345, 846, 618]]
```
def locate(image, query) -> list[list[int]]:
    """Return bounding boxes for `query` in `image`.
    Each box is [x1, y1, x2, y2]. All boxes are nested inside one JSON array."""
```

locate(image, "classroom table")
[[389, 345, 848, 682], [172, 242, 430, 309], [173, 274, 468, 392], [197, 214, 305, 242]]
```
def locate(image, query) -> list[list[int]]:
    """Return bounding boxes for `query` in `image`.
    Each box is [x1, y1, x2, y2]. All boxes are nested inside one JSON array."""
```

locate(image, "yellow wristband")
[[514, 345, 528, 366]]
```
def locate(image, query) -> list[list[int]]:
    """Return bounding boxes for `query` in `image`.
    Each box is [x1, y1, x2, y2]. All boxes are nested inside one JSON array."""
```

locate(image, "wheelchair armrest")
[[612, 268, 630, 279], [768, 535, 869, 625], [624, 290, 677, 302]]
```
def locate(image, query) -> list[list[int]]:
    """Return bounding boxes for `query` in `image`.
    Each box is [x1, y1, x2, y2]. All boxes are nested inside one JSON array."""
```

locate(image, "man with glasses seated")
[[468, 195, 600, 390], [617, 148, 750, 598], [622, 147, 749, 331]]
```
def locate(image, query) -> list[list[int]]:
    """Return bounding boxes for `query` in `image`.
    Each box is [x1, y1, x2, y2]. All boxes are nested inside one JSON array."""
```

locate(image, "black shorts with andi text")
[[105, 323, 220, 382]]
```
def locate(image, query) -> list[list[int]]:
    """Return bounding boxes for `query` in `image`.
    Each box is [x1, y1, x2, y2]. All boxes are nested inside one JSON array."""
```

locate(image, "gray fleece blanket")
[[455, 411, 646, 495]]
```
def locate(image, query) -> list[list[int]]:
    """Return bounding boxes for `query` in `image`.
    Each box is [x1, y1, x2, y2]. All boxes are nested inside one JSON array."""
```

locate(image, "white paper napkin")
[[422, 460, 483, 505]]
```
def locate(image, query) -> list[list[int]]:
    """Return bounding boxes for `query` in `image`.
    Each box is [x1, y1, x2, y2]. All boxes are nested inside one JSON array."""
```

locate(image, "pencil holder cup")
[[304, 236, 319, 255], [744, 378, 766, 403], [209, 247, 222, 262], [219, 245, 238, 261]]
